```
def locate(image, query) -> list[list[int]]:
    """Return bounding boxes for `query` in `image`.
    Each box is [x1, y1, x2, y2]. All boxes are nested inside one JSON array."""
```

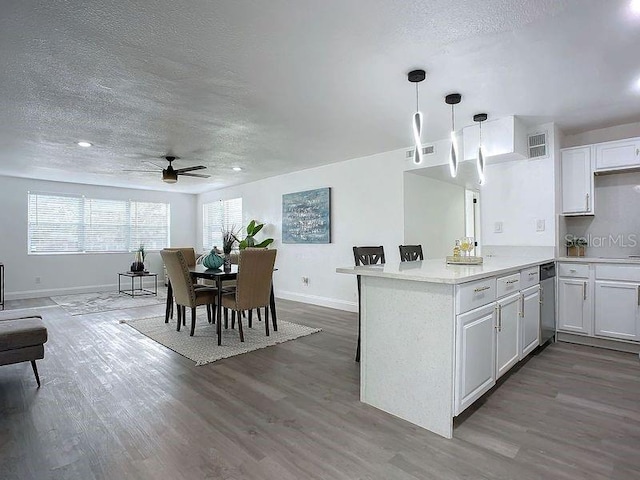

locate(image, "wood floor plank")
[[1, 298, 639, 479]]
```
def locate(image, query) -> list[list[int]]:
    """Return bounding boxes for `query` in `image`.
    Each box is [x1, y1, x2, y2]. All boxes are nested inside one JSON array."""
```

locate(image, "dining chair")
[[352, 246, 385, 362], [163, 247, 203, 324], [399, 244, 424, 262], [220, 249, 277, 341], [160, 250, 217, 336]]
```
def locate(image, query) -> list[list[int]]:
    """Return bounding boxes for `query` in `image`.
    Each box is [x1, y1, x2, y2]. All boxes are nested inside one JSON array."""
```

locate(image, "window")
[[27, 193, 170, 254], [203, 198, 243, 249]]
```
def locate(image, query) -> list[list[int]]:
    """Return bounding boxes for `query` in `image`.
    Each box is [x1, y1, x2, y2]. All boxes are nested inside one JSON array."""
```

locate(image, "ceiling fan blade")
[[178, 173, 210, 178], [143, 161, 165, 169], [174, 165, 206, 173], [123, 169, 160, 172]]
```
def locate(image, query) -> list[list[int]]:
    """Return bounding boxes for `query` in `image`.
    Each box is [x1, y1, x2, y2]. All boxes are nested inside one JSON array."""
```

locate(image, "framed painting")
[[282, 187, 331, 244]]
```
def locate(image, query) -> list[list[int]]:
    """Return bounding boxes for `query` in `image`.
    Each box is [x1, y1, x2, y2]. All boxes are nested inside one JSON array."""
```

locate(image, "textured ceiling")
[[1, 0, 639, 193]]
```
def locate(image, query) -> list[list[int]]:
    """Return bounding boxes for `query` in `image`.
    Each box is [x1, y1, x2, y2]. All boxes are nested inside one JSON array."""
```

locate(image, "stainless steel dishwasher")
[[539, 262, 556, 345]]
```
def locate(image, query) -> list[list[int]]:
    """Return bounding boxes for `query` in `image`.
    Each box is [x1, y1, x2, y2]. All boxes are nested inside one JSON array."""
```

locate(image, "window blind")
[[130, 201, 170, 250], [202, 198, 242, 249], [27, 193, 170, 254]]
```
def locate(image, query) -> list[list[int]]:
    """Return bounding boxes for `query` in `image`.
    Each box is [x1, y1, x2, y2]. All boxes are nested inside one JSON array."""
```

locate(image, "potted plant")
[[238, 220, 274, 250], [221, 227, 239, 271], [131, 244, 146, 272], [565, 235, 587, 257]]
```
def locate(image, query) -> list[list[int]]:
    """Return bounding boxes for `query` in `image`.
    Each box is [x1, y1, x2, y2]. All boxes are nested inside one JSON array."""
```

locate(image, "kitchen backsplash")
[[565, 171, 640, 258]]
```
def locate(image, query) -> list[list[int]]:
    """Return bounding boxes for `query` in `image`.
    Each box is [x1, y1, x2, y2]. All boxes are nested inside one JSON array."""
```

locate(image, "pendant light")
[[408, 69, 426, 164], [445, 93, 462, 178], [473, 113, 488, 184]]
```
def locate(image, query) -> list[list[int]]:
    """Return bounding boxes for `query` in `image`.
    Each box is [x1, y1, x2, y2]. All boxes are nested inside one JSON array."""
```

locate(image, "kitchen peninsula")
[[337, 256, 553, 439]]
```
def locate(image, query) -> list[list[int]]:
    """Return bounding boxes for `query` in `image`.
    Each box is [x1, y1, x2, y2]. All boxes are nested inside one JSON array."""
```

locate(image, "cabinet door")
[[455, 304, 496, 415], [558, 278, 590, 334], [595, 140, 640, 171], [561, 147, 593, 215], [520, 286, 541, 358], [496, 293, 520, 379], [595, 281, 639, 341]]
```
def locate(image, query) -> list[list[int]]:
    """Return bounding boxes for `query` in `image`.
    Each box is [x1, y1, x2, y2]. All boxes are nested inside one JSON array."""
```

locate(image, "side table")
[[118, 271, 158, 297]]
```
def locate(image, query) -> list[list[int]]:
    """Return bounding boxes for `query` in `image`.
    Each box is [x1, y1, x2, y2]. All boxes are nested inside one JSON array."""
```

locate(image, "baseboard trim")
[[5, 281, 157, 301], [558, 331, 640, 354], [277, 290, 357, 312]]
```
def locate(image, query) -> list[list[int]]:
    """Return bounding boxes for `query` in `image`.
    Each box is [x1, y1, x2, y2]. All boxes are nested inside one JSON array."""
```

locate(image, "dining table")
[[165, 265, 278, 345]]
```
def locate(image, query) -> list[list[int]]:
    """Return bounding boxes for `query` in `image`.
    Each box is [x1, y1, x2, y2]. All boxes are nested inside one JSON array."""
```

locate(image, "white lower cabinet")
[[595, 281, 639, 341], [496, 292, 521, 379], [558, 277, 591, 334], [520, 285, 541, 359], [454, 303, 497, 415]]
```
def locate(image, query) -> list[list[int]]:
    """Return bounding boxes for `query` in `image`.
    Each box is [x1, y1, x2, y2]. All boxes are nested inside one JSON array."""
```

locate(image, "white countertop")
[[557, 256, 640, 264], [336, 256, 554, 285]]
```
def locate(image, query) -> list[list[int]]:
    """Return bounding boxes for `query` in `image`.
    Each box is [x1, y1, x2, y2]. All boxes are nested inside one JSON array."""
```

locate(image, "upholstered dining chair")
[[352, 246, 386, 362], [160, 250, 218, 336], [220, 249, 277, 341], [163, 247, 205, 324], [399, 244, 424, 262]]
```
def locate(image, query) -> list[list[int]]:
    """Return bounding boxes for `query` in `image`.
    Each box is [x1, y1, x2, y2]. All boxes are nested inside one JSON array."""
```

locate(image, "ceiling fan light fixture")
[[445, 93, 462, 178], [232, 166, 242, 171], [408, 69, 426, 165], [162, 170, 178, 183], [77, 141, 92, 147]]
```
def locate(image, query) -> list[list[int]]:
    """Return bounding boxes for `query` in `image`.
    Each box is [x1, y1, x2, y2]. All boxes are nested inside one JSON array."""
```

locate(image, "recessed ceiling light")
[[232, 167, 242, 171], [77, 141, 92, 147], [632, 0, 640, 14]]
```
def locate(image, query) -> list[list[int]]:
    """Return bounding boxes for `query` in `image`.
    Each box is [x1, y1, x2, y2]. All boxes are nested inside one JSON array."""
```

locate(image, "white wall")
[[403, 172, 465, 259], [563, 121, 640, 148], [480, 123, 557, 250], [197, 149, 406, 312], [0, 176, 197, 299]]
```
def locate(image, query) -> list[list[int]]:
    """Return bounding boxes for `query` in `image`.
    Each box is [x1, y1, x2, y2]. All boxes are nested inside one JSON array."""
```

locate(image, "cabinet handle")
[[498, 304, 502, 331], [539, 284, 543, 304], [474, 285, 491, 293], [520, 294, 525, 317], [585, 193, 590, 212], [528, 272, 537, 276], [637, 285, 640, 306], [583, 282, 587, 300], [506, 279, 519, 284]]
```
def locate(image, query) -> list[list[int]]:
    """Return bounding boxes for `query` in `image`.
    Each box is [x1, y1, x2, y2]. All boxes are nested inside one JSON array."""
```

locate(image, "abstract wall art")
[[282, 187, 331, 244]]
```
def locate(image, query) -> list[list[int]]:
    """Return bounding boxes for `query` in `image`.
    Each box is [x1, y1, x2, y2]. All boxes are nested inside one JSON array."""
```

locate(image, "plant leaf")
[[252, 223, 264, 235], [255, 238, 274, 248], [239, 240, 248, 250], [247, 220, 256, 234]]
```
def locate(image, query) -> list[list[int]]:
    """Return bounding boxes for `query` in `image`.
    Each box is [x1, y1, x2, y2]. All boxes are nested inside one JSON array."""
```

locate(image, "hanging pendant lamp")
[[445, 93, 462, 178], [474, 113, 488, 184], [408, 69, 426, 164]]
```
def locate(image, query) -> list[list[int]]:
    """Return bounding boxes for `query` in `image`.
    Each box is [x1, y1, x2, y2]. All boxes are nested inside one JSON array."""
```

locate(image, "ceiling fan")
[[125, 155, 210, 184]]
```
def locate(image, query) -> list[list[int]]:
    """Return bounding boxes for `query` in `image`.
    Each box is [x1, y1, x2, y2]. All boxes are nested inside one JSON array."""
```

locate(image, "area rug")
[[52, 290, 167, 316], [122, 313, 321, 366]]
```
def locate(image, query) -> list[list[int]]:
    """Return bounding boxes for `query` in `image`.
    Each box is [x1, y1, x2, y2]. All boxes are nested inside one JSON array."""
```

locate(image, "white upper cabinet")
[[594, 138, 640, 172], [463, 116, 528, 163], [561, 147, 594, 215]]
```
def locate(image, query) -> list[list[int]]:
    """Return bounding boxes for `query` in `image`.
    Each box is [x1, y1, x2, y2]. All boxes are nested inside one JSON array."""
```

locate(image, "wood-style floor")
[[1, 298, 639, 479]]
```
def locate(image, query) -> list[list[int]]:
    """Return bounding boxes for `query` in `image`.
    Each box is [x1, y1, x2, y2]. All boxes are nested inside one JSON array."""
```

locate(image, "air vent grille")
[[406, 145, 436, 158], [528, 132, 547, 158]]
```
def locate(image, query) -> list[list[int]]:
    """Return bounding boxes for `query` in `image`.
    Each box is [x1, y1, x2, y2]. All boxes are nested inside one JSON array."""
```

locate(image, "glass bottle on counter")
[[453, 240, 461, 258]]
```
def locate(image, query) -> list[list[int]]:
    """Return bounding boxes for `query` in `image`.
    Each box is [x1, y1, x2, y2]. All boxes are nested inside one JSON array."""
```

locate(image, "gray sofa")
[[0, 312, 48, 387]]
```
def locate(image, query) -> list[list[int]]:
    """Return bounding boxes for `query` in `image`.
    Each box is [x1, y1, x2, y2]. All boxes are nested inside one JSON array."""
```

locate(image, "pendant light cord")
[[415, 83, 419, 112], [451, 104, 455, 131]]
